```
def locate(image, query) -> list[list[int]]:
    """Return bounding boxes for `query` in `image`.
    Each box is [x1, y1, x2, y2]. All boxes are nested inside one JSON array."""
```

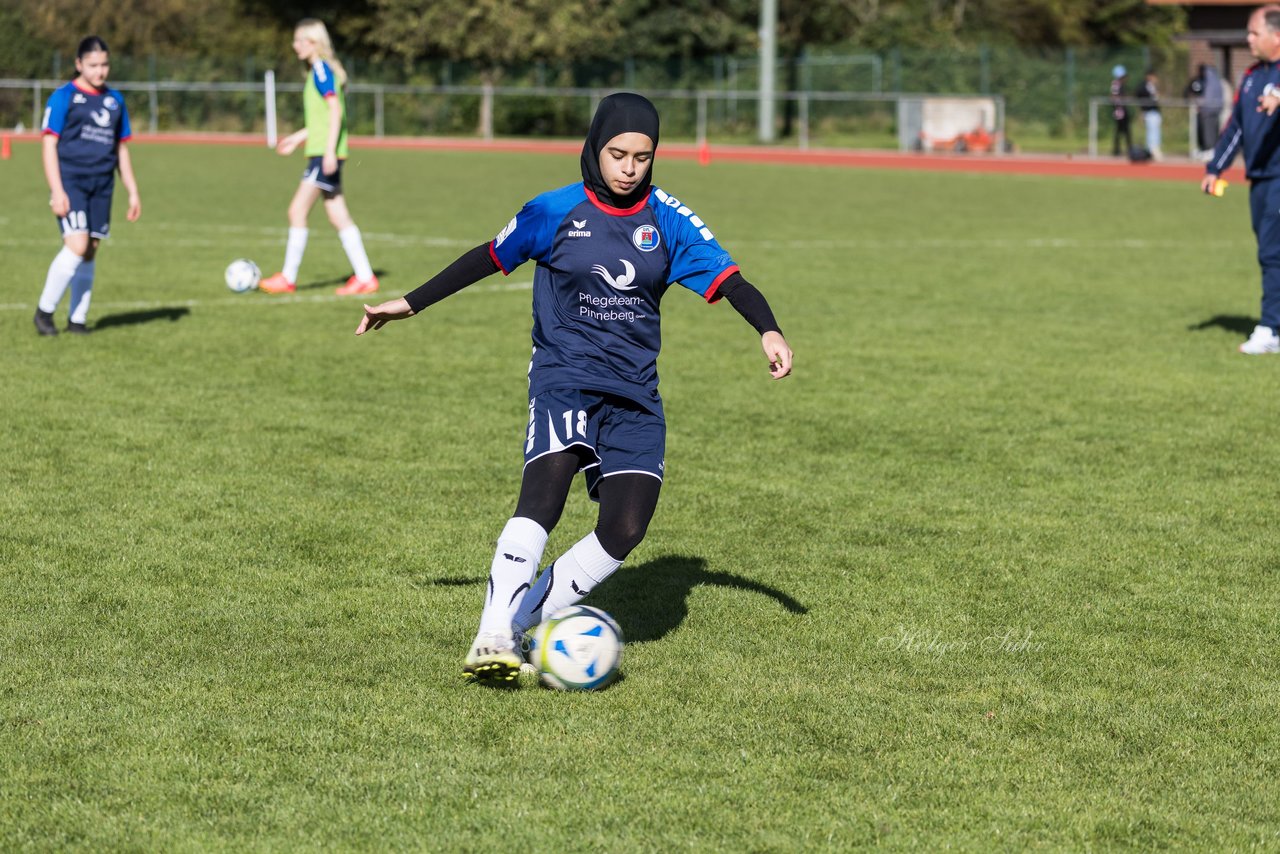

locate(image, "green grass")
[[1, 142, 1278, 850]]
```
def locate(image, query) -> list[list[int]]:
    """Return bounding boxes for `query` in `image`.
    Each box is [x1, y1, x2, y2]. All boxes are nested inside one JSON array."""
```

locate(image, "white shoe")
[[463, 630, 521, 685], [1239, 325, 1280, 355]]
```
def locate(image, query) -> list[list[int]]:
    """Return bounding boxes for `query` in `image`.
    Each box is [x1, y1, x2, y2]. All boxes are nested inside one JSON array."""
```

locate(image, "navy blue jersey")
[[1208, 61, 1280, 181], [42, 81, 133, 178], [491, 183, 739, 414]]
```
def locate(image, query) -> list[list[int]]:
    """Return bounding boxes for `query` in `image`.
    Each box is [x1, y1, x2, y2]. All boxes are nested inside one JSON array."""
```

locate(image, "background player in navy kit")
[[354, 93, 794, 684], [34, 36, 141, 336], [1203, 4, 1280, 354]]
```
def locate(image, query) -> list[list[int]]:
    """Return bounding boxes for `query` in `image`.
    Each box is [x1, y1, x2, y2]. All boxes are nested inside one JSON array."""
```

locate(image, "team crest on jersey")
[[103, 96, 118, 110], [632, 225, 660, 252]]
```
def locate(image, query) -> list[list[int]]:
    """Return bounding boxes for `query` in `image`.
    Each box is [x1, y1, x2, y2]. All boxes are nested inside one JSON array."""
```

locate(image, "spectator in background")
[[1186, 63, 1226, 158], [1137, 69, 1163, 161], [1111, 65, 1133, 157]]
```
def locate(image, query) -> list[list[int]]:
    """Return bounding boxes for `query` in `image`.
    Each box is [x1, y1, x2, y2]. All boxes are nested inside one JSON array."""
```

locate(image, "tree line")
[[1, 0, 1187, 80]]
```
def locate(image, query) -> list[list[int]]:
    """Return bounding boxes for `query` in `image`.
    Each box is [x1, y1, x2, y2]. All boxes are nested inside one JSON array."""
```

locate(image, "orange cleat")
[[336, 274, 379, 296], [259, 272, 296, 294]]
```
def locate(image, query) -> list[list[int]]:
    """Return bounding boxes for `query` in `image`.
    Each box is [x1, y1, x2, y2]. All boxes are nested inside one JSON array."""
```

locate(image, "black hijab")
[[580, 92, 660, 209]]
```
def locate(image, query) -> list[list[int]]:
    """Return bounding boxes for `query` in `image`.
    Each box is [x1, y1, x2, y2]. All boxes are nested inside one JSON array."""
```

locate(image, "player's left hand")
[[761, 330, 793, 379], [126, 193, 141, 222]]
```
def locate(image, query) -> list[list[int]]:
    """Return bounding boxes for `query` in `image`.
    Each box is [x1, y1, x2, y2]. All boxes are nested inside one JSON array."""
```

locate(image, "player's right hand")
[[1200, 174, 1219, 195], [356, 298, 415, 335]]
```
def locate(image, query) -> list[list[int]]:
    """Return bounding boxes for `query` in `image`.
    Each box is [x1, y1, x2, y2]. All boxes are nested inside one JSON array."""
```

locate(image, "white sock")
[[38, 246, 83, 314], [338, 225, 374, 281], [512, 532, 621, 632], [68, 259, 96, 324], [283, 227, 308, 283], [476, 517, 549, 635]]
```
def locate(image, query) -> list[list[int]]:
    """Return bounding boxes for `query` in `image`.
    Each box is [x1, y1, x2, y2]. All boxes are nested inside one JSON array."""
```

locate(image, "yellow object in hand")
[[1213, 178, 1229, 197]]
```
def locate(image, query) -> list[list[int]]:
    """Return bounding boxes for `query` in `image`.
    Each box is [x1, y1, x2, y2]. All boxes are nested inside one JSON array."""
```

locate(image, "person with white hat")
[[1110, 65, 1132, 157]]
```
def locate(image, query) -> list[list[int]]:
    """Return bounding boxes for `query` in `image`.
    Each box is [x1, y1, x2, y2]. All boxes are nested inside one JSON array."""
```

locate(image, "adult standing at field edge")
[[33, 36, 141, 336], [1204, 4, 1280, 354], [259, 19, 378, 296], [1110, 65, 1133, 158], [355, 93, 793, 685]]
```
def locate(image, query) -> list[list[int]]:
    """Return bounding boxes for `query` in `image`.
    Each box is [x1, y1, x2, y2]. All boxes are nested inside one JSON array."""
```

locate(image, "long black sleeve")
[[717, 272, 782, 336], [403, 244, 501, 313]]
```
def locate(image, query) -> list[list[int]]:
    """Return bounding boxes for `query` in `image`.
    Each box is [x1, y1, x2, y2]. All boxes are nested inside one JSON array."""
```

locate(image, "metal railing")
[[1, 78, 1005, 153]]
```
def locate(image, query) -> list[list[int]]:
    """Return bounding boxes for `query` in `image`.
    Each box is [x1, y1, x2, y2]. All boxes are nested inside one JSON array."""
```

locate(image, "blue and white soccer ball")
[[224, 258, 261, 293], [527, 605, 623, 691]]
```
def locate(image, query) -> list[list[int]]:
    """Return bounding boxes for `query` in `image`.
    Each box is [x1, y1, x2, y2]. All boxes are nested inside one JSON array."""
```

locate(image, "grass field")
[[2, 141, 1278, 850]]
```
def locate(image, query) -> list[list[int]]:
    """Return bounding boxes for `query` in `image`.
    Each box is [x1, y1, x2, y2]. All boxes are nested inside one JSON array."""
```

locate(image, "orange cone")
[[697, 139, 710, 166], [1, 134, 10, 161]]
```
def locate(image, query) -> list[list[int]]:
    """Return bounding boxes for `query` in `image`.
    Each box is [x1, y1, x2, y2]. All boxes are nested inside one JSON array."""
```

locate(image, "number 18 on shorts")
[[523, 389, 666, 498]]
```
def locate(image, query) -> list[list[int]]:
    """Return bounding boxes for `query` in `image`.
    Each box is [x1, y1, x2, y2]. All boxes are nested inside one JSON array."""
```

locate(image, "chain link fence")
[[1, 44, 1192, 153]]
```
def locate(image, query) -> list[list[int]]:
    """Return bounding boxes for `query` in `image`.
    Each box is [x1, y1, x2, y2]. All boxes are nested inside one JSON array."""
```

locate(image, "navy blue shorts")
[[524, 389, 665, 501], [301, 156, 343, 193], [55, 171, 115, 239]]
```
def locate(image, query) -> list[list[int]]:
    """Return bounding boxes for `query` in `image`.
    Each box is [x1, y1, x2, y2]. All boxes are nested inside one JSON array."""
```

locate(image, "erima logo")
[[570, 580, 588, 595], [568, 218, 591, 238], [654, 188, 715, 241], [503, 553, 527, 563], [591, 259, 637, 290], [90, 109, 112, 127], [73, 94, 87, 105]]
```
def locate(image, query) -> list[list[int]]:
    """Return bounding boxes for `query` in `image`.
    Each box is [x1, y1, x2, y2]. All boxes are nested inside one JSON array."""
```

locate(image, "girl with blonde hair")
[[260, 19, 378, 295]]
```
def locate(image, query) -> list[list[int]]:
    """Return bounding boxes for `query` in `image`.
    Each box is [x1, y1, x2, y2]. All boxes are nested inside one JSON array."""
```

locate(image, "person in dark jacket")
[[1110, 65, 1132, 157], [1203, 5, 1280, 353]]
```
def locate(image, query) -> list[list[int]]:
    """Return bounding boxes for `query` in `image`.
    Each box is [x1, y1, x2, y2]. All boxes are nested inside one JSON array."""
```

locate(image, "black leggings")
[[513, 451, 661, 560]]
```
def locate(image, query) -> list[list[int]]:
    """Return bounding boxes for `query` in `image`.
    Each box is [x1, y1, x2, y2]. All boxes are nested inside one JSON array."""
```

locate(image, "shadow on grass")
[[420, 555, 807, 644], [1188, 314, 1256, 336], [581, 555, 808, 644], [297, 268, 389, 292], [93, 307, 190, 330]]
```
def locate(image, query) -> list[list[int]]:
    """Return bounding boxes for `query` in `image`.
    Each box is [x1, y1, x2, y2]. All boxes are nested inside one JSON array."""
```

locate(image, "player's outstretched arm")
[[356, 244, 502, 336], [356, 298, 414, 335], [762, 330, 793, 379], [717, 272, 793, 379]]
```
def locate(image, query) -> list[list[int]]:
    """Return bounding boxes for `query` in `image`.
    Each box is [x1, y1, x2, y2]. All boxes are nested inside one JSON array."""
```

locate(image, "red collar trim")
[[584, 186, 651, 217], [73, 80, 106, 95]]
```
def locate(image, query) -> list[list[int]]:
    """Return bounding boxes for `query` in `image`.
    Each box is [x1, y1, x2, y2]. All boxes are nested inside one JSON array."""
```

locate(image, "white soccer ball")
[[224, 258, 261, 292], [527, 605, 623, 691]]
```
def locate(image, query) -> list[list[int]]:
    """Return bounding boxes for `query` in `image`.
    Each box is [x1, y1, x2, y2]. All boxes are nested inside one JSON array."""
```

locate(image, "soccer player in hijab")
[[356, 93, 794, 684]]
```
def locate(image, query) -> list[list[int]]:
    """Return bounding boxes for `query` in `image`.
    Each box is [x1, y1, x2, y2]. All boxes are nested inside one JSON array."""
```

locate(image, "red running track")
[[0, 130, 1224, 183]]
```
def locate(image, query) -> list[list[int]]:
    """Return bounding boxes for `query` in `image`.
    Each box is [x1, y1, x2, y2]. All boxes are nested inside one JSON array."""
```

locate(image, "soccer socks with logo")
[[476, 517, 549, 635], [512, 532, 622, 633], [38, 246, 84, 314], [338, 225, 374, 282], [282, 227, 308, 283], [68, 259, 95, 324]]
